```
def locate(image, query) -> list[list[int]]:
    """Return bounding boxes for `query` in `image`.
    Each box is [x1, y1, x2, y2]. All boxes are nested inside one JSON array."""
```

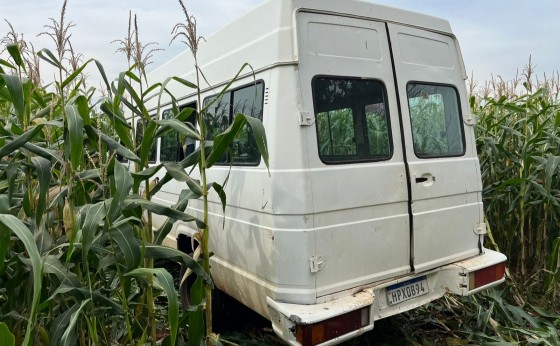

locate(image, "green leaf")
[[0, 215, 42, 346], [0, 125, 45, 160], [80, 202, 106, 263], [42, 255, 80, 286], [61, 299, 91, 346], [37, 48, 63, 69], [61, 58, 93, 89], [6, 43, 24, 69], [50, 304, 79, 346], [0, 322, 15, 346], [206, 114, 246, 167], [144, 245, 211, 285], [23, 142, 63, 163], [124, 195, 205, 228], [100, 102, 133, 149], [544, 155, 560, 193], [85, 125, 140, 162], [109, 161, 133, 221], [66, 105, 84, 170], [0, 74, 25, 123], [0, 199, 9, 271], [140, 120, 157, 167], [125, 268, 179, 346], [211, 182, 227, 214], [74, 95, 91, 126], [154, 189, 200, 245], [131, 164, 163, 180], [0, 58, 16, 70], [110, 224, 141, 271], [31, 157, 51, 227], [94, 60, 111, 97], [155, 118, 200, 140], [162, 162, 203, 196], [243, 114, 269, 170], [187, 277, 205, 346]]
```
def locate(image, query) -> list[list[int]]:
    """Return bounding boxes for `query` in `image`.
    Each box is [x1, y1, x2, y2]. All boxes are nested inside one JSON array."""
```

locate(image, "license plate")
[[386, 276, 429, 305]]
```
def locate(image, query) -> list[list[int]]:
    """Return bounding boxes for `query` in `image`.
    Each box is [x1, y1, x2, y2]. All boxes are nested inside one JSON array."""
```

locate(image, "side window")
[[160, 109, 177, 162], [160, 103, 198, 162], [136, 118, 157, 163], [117, 122, 131, 163], [407, 83, 465, 158], [203, 81, 264, 165], [313, 77, 392, 163], [231, 83, 264, 164]]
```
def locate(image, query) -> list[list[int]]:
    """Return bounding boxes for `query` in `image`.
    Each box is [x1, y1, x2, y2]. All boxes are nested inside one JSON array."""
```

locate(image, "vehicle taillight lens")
[[469, 262, 506, 290], [296, 307, 369, 346]]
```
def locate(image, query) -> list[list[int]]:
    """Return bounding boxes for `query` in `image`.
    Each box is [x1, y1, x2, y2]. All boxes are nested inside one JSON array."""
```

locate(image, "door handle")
[[415, 174, 435, 184]]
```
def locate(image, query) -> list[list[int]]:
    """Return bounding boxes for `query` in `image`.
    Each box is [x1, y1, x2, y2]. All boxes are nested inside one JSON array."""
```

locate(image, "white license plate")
[[386, 276, 429, 305]]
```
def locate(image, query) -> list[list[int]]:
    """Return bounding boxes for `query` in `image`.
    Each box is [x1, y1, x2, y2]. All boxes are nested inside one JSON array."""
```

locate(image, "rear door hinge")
[[309, 256, 325, 273], [474, 223, 487, 235], [299, 111, 315, 126]]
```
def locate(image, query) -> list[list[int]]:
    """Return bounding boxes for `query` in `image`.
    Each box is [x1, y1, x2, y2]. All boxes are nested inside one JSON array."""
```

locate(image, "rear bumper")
[[267, 249, 506, 346]]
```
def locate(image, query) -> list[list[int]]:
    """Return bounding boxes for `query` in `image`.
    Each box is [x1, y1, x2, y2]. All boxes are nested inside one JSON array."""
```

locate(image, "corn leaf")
[[110, 224, 141, 271], [50, 304, 79, 346], [0, 322, 15, 346], [0, 215, 42, 346], [6, 43, 24, 69], [125, 268, 179, 346], [0, 74, 25, 123], [109, 161, 133, 221], [61, 298, 91, 346], [154, 189, 199, 245], [162, 162, 203, 196], [144, 245, 211, 285], [31, 157, 51, 227], [66, 105, 84, 170]]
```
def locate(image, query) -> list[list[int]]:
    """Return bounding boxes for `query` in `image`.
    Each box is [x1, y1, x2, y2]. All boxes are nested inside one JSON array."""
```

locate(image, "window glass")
[[136, 119, 157, 163], [160, 103, 198, 162], [203, 81, 264, 165], [407, 84, 464, 158], [313, 77, 391, 163], [204, 93, 231, 141], [231, 83, 264, 164], [116, 122, 131, 163], [160, 109, 178, 162]]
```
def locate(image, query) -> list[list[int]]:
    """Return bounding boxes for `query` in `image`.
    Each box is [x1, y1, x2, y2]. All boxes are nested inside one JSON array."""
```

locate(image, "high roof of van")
[[147, 0, 454, 98]]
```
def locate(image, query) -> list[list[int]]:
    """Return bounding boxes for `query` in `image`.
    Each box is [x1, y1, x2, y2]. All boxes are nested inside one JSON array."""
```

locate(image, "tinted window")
[[313, 77, 391, 163], [203, 81, 264, 165], [136, 119, 157, 163], [160, 103, 197, 162], [160, 109, 178, 162], [407, 84, 465, 158]]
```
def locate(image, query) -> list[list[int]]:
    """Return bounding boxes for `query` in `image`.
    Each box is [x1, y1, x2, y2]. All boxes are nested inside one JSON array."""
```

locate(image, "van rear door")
[[387, 23, 483, 272], [296, 12, 411, 297]]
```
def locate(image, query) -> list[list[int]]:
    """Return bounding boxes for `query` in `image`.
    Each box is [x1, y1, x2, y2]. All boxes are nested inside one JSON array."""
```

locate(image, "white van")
[[145, 1, 507, 345]]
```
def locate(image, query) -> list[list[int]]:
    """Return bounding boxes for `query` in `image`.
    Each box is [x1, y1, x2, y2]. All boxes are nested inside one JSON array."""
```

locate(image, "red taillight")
[[295, 307, 369, 346], [469, 262, 506, 290]]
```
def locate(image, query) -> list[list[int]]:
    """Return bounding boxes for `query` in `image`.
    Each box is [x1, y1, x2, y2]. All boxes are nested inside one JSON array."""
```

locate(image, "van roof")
[[148, 0, 453, 93]]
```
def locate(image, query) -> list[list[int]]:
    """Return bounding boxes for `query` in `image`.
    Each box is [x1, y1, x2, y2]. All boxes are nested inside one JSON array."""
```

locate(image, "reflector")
[[470, 262, 506, 290], [296, 307, 369, 346]]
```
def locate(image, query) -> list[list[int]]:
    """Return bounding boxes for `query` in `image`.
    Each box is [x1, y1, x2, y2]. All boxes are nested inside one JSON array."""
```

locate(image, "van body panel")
[[141, 1, 505, 344], [387, 23, 484, 273], [296, 12, 412, 297]]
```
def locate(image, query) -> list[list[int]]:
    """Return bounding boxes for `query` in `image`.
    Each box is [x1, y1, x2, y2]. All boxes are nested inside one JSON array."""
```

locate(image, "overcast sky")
[[1, 0, 559, 91]]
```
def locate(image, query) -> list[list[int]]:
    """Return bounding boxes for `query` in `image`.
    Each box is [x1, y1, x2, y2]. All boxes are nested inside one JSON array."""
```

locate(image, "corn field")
[[0, 0, 559, 343], [472, 64, 560, 301]]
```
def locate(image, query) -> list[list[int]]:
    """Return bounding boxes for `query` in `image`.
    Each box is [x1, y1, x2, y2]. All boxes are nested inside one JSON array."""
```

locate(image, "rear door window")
[[313, 76, 392, 163], [406, 83, 465, 158]]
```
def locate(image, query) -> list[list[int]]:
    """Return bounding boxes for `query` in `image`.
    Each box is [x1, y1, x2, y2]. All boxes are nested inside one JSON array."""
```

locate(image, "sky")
[[1, 0, 559, 91]]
